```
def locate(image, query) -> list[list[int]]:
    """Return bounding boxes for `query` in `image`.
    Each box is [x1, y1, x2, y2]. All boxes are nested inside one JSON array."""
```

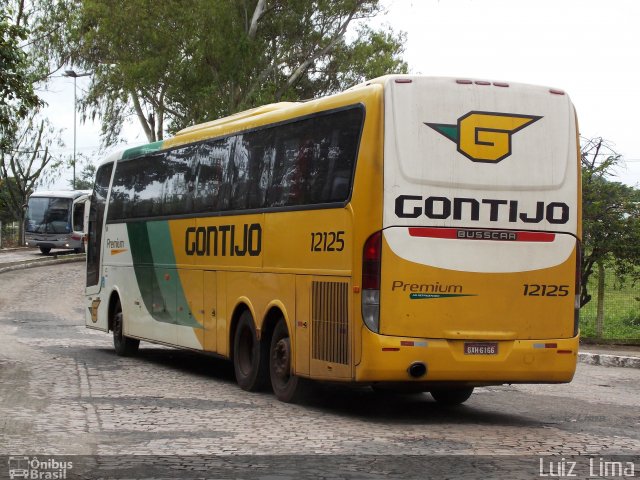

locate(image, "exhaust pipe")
[[407, 362, 427, 378]]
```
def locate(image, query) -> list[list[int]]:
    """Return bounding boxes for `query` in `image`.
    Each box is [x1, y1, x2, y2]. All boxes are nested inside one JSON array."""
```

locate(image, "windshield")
[[26, 197, 73, 234]]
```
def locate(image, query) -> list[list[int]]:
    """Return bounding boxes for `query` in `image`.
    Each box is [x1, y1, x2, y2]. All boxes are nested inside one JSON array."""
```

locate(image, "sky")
[[40, 0, 640, 189]]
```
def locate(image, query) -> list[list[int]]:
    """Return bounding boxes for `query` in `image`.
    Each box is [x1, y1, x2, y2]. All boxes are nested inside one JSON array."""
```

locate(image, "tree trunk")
[[19, 213, 25, 246], [595, 261, 605, 338], [131, 92, 155, 143]]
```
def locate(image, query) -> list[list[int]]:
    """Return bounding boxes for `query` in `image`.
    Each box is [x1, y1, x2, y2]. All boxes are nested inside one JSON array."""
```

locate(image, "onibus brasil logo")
[[425, 111, 542, 163], [8, 456, 73, 479]]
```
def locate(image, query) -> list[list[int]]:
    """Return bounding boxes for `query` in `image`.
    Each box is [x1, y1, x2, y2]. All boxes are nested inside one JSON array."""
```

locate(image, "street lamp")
[[63, 70, 91, 190]]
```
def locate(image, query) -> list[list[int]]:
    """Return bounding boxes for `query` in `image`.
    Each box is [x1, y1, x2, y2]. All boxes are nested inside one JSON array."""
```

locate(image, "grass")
[[580, 268, 640, 341]]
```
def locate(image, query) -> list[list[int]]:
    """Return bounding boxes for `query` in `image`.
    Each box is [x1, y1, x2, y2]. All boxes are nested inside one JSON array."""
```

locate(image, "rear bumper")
[[356, 327, 578, 384]]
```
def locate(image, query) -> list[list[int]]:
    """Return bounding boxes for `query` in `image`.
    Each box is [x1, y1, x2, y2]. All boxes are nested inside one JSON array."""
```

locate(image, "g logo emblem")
[[426, 111, 542, 163]]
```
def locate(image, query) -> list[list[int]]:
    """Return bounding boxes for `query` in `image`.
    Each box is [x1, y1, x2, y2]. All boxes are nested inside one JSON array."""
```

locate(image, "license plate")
[[464, 342, 498, 355]]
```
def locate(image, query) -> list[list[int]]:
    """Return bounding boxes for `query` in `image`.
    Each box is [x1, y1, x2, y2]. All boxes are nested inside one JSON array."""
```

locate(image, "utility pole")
[[63, 70, 92, 190]]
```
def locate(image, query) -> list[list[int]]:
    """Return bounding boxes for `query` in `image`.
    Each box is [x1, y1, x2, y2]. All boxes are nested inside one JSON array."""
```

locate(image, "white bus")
[[25, 190, 91, 254]]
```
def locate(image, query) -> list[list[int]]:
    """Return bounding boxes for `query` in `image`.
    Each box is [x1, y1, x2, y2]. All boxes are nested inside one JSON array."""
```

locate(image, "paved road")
[[0, 263, 638, 478]]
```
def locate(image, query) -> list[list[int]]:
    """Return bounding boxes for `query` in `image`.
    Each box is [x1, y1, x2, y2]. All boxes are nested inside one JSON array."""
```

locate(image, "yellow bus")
[[85, 75, 581, 404]]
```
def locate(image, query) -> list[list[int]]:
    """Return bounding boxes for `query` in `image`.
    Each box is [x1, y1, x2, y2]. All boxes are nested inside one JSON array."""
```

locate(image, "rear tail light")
[[362, 231, 382, 332]]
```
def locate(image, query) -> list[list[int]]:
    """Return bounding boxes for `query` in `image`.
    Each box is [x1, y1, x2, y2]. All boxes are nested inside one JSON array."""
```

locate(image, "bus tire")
[[430, 387, 474, 406], [113, 301, 139, 357], [39, 247, 51, 254], [269, 318, 309, 403], [233, 310, 268, 392]]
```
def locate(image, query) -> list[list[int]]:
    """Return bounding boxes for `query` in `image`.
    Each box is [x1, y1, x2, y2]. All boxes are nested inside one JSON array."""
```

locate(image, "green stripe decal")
[[425, 123, 459, 143], [127, 221, 201, 328], [127, 222, 165, 320], [122, 141, 163, 160], [409, 293, 477, 299]]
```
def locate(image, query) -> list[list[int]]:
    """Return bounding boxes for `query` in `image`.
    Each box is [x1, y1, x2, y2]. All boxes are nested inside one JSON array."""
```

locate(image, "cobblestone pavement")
[[0, 248, 82, 275], [0, 247, 76, 264], [0, 263, 639, 478]]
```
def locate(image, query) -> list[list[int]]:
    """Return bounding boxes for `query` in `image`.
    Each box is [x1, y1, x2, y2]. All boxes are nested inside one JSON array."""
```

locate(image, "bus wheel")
[[39, 247, 51, 254], [430, 387, 474, 406], [269, 318, 308, 403], [233, 310, 268, 392], [112, 301, 139, 357]]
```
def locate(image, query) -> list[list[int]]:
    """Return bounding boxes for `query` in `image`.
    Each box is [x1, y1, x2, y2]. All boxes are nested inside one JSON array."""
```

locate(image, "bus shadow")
[[90, 346, 539, 427], [300, 383, 540, 427], [92, 346, 237, 384], [91, 346, 235, 384], [140, 347, 237, 384]]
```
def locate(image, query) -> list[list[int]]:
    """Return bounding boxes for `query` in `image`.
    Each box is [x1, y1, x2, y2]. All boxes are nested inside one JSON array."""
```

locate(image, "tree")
[[67, 158, 95, 190], [2, 0, 75, 203], [0, 1, 43, 151], [580, 137, 640, 318], [0, 112, 63, 243], [59, 0, 407, 145], [0, 176, 20, 223]]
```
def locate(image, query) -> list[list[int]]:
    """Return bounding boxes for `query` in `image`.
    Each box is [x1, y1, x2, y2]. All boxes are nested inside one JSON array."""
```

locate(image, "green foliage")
[[68, 159, 96, 190], [0, 176, 20, 223], [1, 1, 95, 227], [0, 112, 63, 242], [58, 0, 407, 145], [580, 267, 640, 340], [0, 1, 43, 150], [621, 309, 640, 329], [580, 137, 640, 307]]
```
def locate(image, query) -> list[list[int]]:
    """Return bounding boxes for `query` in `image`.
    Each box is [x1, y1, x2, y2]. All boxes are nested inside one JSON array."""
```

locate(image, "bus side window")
[[264, 107, 363, 208], [87, 162, 113, 287], [327, 130, 359, 202], [217, 136, 236, 211], [108, 160, 136, 221], [230, 134, 250, 210], [265, 136, 289, 208], [73, 201, 85, 232], [193, 142, 224, 213], [163, 147, 194, 216], [239, 128, 273, 210]]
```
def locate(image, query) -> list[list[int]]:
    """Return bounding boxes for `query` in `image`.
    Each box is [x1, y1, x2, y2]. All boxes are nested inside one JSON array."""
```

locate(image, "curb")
[[0, 254, 85, 274], [578, 352, 640, 369]]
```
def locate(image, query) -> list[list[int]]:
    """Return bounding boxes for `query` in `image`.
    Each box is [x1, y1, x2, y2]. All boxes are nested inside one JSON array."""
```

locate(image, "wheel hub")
[[273, 338, 290, 379]]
